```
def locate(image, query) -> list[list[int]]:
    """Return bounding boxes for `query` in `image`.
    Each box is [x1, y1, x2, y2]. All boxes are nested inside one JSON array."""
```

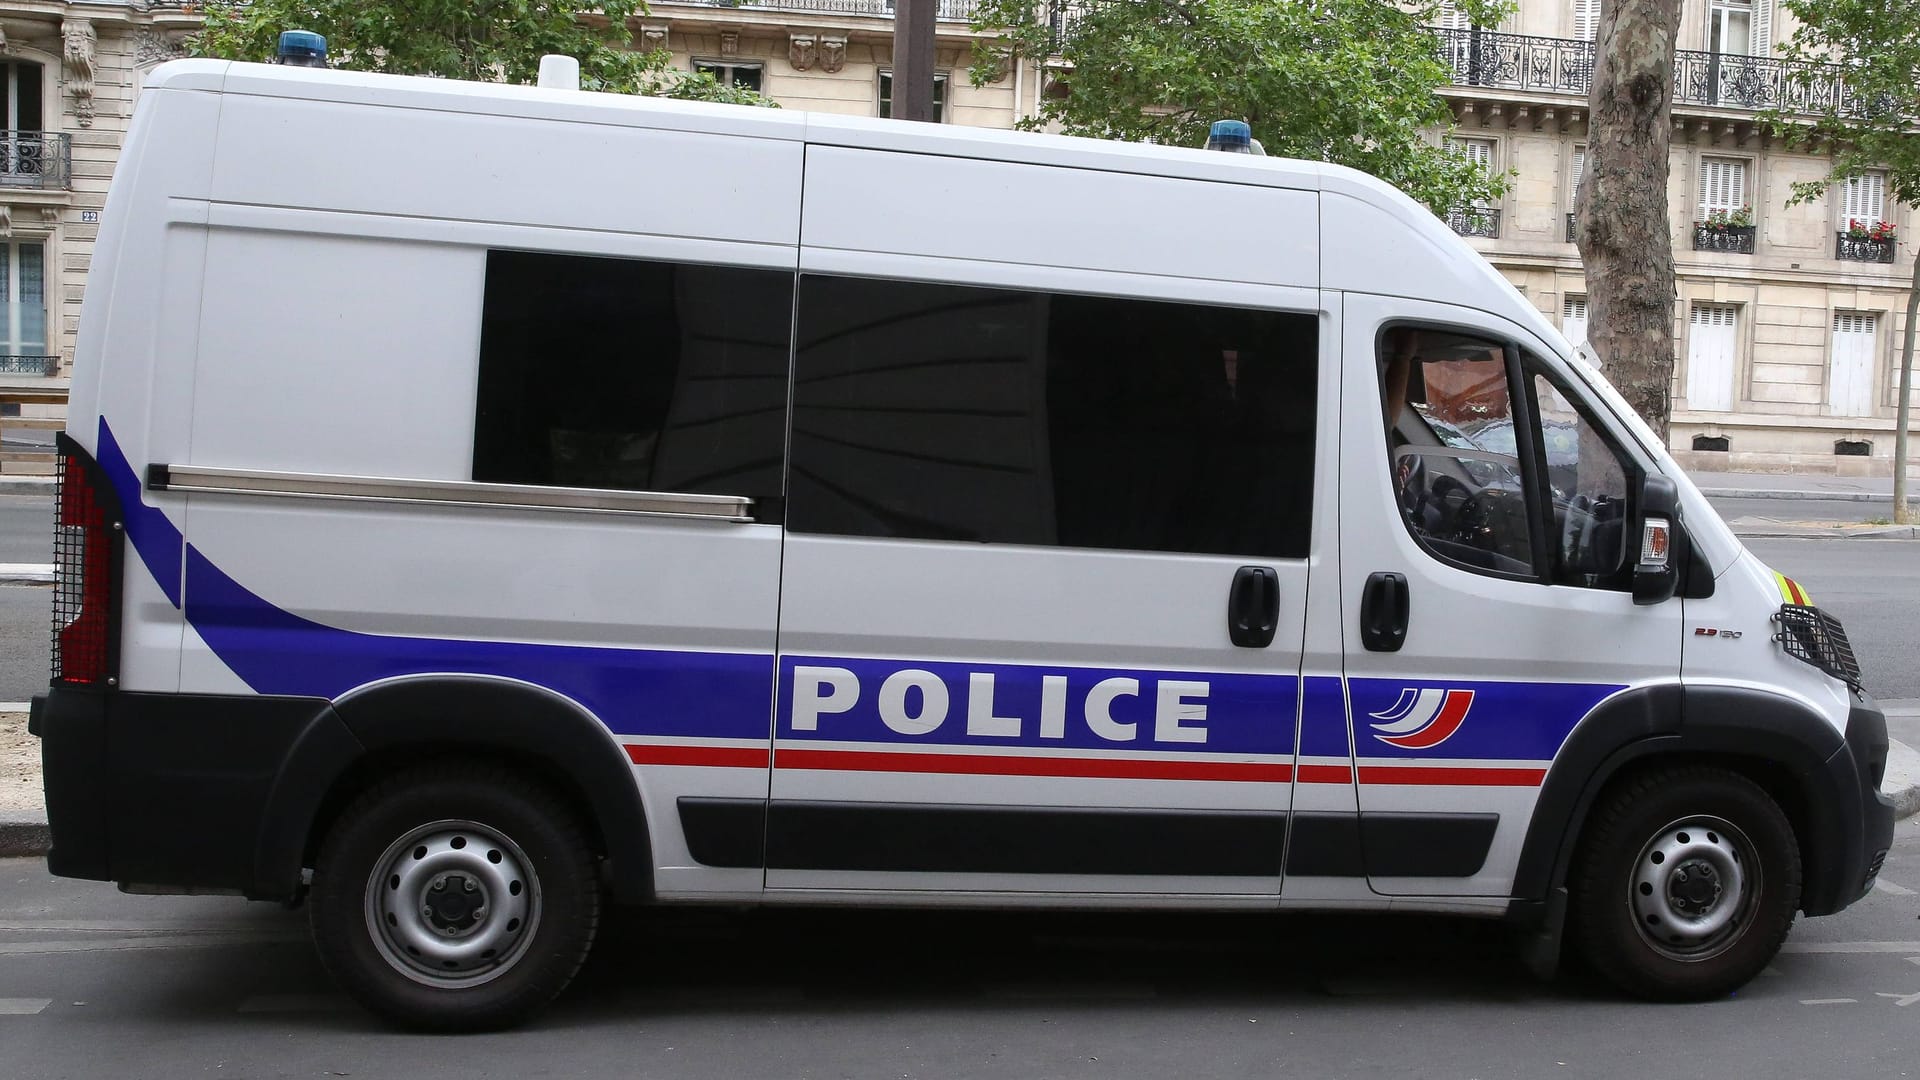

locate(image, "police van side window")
[[1379, 328, 1538, 577], [790, 276, 1317, 559], [471, 251, 791, 499]]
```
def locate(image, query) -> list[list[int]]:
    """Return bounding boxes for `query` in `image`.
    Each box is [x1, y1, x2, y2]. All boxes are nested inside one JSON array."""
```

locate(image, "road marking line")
[[1798, 998, 1857, 1006], [1780, 941, 1920, 954], [1876, 992, 1920, 1007], [1760, 966, 1783, 977], [0, 998, 50, 1015], [1875, 879, 1916, 897], [236, 994, 352, 1014]]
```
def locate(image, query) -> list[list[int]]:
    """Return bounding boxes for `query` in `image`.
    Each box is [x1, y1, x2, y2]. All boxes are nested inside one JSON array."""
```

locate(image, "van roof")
[[147, 59, 1563, 353]]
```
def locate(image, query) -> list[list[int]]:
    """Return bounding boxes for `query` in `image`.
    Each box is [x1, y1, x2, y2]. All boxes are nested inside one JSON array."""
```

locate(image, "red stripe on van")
[[1295, 763, 1355, 784], [775, 748, 1294, 783], [625, 744, 771, 769], [1357, 765, 1546, 787]]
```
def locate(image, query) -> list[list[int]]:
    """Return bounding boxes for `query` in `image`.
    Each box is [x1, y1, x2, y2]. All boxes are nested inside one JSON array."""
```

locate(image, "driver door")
[[1336, 296, 1680, 898]]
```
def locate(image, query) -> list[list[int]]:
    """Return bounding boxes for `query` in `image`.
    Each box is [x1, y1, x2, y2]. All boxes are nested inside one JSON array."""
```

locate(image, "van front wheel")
[[1570, 766, 1801, 1001], [308, 763, 601, 1030]]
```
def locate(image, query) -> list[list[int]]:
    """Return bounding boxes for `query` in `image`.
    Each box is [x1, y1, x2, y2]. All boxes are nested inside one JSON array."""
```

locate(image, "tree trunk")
[[1895, 249, 1918, 525], [1576, 0, 1683, 444]]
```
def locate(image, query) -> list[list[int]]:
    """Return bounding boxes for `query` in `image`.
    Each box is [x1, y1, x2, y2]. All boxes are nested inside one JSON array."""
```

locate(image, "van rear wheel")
[[1570, 765, 1801, 1001], [309, 763, 601, 1030]]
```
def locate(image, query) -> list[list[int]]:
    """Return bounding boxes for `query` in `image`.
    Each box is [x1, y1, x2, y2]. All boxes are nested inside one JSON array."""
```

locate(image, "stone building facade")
[[0, 1, 192, 382], [10, 0, 1914, 475]]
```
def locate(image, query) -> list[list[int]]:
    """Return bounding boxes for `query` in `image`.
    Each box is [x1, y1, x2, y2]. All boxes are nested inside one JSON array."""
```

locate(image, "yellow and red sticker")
[[1773, 571, 1813, 606]]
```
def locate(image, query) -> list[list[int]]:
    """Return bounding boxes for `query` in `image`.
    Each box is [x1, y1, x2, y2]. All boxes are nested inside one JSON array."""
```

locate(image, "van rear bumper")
[[30, 687, 358, 900]]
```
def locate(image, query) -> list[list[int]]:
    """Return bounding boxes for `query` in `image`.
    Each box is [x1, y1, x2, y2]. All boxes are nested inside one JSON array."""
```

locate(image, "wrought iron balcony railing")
[[1835, 233, 1897, 264], [0, 354, 57, 376], [653, 0, 979, 19], [1693, 223, 1756, 253], [1431, 27, 1866, 117], [1566, 211, 1577, 243], [1447, 206, 1501, 238], [0, 133, 70, 191]]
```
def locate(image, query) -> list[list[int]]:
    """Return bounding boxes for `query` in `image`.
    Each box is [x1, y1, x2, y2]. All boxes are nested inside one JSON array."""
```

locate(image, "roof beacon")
[[1203, 119, 1267, 156], [276, 30, 328, 68], [538, 55, 581, 91]]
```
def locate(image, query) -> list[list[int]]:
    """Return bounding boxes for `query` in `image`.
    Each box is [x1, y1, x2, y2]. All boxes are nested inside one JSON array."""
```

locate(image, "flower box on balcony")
[[1692, 223, 1755, 254], [1835, 233, 1896, 264]]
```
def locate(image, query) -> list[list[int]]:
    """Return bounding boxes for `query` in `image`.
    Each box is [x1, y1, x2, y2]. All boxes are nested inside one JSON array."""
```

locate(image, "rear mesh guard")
[[1773, 604, 1863, 691]]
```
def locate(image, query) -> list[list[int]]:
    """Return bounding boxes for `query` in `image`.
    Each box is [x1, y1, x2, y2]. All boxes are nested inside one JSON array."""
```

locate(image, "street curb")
[[0, 477, 53, 495], [1733, 526, 1920, 541], [0, 563, 51, 584], [0, 811, 48, 858], [1702, 487, 1894, 504]]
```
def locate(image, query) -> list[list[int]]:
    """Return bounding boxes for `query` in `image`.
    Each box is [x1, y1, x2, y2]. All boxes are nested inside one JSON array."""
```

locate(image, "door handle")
[[1361, 572, 1410, 652], [1228, 566, 1280, 649]]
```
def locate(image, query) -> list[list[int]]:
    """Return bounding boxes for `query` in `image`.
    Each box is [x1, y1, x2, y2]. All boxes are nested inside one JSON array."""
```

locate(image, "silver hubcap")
[[363, 820, 541, 988], [1629, 815, 1760, 962]]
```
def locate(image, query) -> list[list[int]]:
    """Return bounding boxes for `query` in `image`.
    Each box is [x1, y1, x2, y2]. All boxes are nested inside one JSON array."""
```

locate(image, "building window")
[[1830, 312, 1878, 418], [472, 251, 792, 497], [1695, 157, 1754, 252], [1686, 303, 1738, 412], [0, 60, 45, 182], [1572, 0, 1598, 40], [877, 70, 948, 122], [1709, 0, 1772, 56], [1562, 295, 1589, 348], [0, 241, 45, 360], [789, 276, 1318, 559], [1842, 171, 1887, 228], [693, 61, 763, 93], [1697, 158, 1748, 220], [1566, 146, 1585, 241], [1445, 137, 1500, 238]]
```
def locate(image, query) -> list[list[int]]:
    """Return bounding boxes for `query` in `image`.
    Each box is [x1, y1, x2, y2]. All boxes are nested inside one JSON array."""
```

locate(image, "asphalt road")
[[1, 814, 1917, 1079]]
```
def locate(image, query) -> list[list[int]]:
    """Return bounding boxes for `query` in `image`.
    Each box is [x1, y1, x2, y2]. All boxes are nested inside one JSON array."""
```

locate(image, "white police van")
[[32, 55, 1895, 1030]]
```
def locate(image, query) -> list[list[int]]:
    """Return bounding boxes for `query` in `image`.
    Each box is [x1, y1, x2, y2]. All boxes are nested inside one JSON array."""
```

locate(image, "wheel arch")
[[288, 675, 654, 904], [1515, 682, 1858, 916]]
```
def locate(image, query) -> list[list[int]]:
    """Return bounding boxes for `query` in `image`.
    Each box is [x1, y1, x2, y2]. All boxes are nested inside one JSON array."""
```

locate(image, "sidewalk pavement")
[[1685, 468, 1901, 504], [4, 708, 1917, 860]]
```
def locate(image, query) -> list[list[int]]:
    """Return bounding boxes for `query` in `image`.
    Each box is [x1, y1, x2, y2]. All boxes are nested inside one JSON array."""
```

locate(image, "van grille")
[[1773, 604, 1863, 691]]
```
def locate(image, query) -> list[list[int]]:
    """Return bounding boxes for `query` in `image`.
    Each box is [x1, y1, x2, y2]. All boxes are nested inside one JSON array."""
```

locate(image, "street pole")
[[892, 0, 937, 122]]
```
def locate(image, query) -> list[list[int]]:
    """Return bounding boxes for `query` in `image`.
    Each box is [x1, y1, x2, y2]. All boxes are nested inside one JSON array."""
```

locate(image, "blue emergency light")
[[277, 30, 328, 68], [1204, 119, 1253, 153]]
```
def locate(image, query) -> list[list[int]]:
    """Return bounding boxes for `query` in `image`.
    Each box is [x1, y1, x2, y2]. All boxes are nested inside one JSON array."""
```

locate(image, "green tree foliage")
[[1766, 0, 1920, 520], [190, 0, 773, 106], [969, 0, 1511, 212]]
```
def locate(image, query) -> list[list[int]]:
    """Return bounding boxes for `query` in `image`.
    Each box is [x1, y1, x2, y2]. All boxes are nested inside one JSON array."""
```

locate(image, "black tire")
[[308, 761, 602, 1031], [1570, 765, 1801, 1001]]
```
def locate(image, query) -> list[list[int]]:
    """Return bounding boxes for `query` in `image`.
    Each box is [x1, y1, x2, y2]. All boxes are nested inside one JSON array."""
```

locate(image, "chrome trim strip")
[[149, 464, 756, 522]]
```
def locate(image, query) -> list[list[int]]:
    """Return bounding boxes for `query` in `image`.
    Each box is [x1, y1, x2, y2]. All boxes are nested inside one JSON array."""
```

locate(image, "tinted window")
[[473, 251, 791, 499], [790, 276, 1317, 559]]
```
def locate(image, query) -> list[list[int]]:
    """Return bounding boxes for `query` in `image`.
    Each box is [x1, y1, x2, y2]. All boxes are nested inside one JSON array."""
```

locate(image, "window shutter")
[[1438, 1, 1471, 30], [1571, 147, 1586, 203], [1573, 0, 1599, 41], [1845, 173, 1886, 223], [1447, 137, 1495, 171], [1699, 159, 1746, 217], [1752, 0, 1772, 56]]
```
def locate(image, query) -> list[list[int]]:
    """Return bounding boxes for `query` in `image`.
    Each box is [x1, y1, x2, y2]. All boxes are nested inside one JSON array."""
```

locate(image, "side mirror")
[[1633, 474, 1680, 606]]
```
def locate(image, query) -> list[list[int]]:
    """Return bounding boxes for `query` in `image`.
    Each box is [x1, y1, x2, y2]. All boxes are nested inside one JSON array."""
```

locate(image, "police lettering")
[[790, 665, 1210, 744]]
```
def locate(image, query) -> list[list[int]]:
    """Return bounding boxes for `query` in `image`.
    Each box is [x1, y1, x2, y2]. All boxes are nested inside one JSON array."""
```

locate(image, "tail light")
[[52, 437, 119, 686]]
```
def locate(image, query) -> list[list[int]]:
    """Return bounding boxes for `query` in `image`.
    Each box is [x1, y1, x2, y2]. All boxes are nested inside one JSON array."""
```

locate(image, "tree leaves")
[[970, 0, 1512, 212], [189, 0, 776, 106]]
